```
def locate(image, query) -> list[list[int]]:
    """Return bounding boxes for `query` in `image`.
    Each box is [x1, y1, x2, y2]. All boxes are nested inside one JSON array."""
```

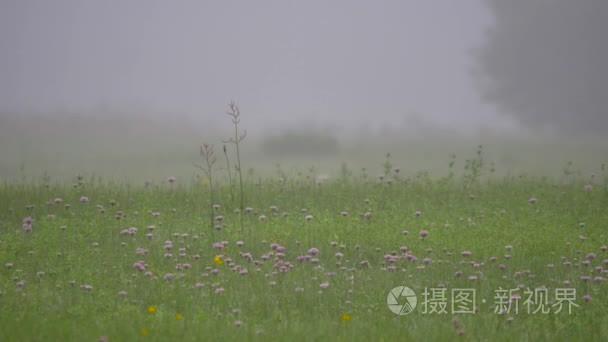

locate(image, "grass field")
[[1, 153, 607, 341]]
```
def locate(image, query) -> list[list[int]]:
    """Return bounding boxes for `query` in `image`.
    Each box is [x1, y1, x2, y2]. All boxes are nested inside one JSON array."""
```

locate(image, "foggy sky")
[[0, 0, 514, 133]]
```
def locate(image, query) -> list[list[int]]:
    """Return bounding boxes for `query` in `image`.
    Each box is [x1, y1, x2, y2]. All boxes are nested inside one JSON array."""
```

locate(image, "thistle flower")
[[133, 261, 146, 271], [419, 230, 429, 238], [308, 247, 320, 255], [168, 176, 176, 183]]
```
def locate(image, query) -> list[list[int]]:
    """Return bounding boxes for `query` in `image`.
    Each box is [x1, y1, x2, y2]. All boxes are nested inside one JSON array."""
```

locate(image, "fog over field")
[[1, 0, 606, 182], [2, 3, 608, 340]]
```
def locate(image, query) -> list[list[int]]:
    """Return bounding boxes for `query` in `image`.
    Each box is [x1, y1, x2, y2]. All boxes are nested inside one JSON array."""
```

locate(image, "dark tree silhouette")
[[475, 0, 608, 136]]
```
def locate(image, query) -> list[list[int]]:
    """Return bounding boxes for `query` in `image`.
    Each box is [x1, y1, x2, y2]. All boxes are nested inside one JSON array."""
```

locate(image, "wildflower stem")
[[195, 144, 217, 235], [223, 101, 246, 235], [235, 130, 244, 234], [223, 145, 235, 203]]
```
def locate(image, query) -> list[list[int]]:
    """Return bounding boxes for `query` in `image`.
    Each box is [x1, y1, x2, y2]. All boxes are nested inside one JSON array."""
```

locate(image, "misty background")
[[1, 0, 606, 182]]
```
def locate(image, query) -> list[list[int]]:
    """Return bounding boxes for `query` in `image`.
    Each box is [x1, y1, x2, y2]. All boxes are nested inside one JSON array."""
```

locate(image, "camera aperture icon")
[[387, 286, 417, 315]]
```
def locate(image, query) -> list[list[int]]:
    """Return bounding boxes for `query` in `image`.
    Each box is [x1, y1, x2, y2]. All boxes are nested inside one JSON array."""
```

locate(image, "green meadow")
[[1, 144, 607, 341], [0, 115, 607, 341]]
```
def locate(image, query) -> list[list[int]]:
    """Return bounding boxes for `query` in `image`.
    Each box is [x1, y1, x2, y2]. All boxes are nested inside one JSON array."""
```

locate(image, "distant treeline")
[[260, 131, 339, 156]]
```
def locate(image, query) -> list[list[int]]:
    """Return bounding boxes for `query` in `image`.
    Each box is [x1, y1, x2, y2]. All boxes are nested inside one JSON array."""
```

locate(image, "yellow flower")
[[203, 177, 210, 185], [140, 328, 149, 336], [341, 313, 351, 321], [175, 313, 184, 320], [214, 255, 224, 265], [147, 305, 157, 314]]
